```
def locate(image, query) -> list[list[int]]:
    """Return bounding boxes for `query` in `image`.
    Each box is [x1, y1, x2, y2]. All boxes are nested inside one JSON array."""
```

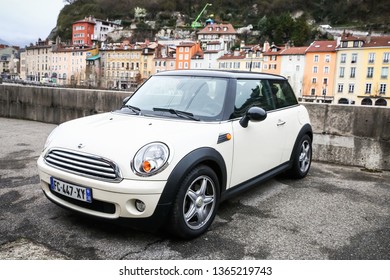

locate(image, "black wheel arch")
[[158, 147, 227, 206], [289, 123, 313, 163]]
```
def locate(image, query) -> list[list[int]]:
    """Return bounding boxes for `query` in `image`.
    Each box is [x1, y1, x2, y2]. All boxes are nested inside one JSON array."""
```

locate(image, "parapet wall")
[[304, 103, 389, 171], [0, 85, 129, 124], [1, 84, 389, 170]]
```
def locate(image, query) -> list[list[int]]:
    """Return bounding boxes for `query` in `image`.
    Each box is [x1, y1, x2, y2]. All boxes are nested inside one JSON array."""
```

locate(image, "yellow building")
[[334, 34, 390, 106], [302, 41, 337, 103], [100, 42, 156, 89]]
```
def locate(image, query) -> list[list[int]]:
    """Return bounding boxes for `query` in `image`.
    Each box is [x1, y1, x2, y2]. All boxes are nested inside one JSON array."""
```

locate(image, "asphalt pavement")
[[0, 117, 389, 260]]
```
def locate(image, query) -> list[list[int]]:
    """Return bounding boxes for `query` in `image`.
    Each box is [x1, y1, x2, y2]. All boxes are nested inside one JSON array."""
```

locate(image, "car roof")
[[154, 69, 286, 80]]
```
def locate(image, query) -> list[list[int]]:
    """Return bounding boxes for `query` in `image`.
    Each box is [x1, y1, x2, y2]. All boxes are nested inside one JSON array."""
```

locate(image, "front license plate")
[[50, 177, 92, 203]]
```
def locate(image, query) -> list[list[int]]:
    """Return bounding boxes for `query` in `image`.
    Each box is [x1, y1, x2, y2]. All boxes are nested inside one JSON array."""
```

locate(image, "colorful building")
[[262, 42, 284, 75], [334, 34, 390, 106], [72, 17, 96, 46], [302, 40, 337, 103], [175, 42, 202, 70]]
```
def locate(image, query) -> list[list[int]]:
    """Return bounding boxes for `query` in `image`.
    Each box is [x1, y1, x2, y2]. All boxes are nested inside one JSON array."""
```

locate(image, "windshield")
[[124, 75, 228, 121]]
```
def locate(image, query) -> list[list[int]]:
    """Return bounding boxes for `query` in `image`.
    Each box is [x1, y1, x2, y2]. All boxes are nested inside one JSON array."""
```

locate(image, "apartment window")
[[324, 66, 329, 74], [339, 67, 345, 78], [380, 84, 387, 94], [341, 54, 346, 63], [184, 62, 189, 69], [348, 84, 355, 93], [313, 66, 318, 73], [383, 52, 390, 63], [296, 65, 300, 71], [312, 77, 317, 84], [325, 55, 330, 62], [365, 83, 372, 94], [368, 53, 375, 63], [314, 55, 319, 62], [337, 84, 344, 93], [351, 53, 358, 63], [367, 67, 374, 78], [350, 67, 356, 78], [381, 67, 388, 79], [322, 88, 327, 95], [323, 78, 328, 85], [311, 88, 316, 95]]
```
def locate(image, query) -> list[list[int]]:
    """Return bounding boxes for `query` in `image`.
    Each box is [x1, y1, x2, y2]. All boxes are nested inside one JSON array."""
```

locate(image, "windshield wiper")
[[153, 107, 200, 121], [123, 104, 142, 115]]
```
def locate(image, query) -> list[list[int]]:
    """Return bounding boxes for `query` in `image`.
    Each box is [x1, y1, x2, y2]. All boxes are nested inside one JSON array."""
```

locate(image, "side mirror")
[[239, 107, 267, 128], [122, 96, 131, 107]]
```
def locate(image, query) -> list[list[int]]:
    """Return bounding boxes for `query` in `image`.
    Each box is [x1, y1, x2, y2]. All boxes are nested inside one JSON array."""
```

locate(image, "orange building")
[[262, 42, 285, 75], [72, 17, 96, 46], [302, 41, 337, 103], [175, 42, 202, 70]]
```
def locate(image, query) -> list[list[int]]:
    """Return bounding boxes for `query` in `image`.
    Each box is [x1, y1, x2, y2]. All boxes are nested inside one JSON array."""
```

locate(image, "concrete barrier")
[[0, 84, 130, 124], [305, 103, 390, 171], [1, 84, 389, 171]]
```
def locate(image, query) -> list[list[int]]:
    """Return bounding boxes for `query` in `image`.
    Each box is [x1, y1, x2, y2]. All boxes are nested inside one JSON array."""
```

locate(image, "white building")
[[279, 46, 308, 98], [93, 19, 122, 43]]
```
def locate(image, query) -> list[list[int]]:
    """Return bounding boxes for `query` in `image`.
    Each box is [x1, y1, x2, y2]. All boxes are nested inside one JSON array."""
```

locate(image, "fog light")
[[135, 200, 146, 212]]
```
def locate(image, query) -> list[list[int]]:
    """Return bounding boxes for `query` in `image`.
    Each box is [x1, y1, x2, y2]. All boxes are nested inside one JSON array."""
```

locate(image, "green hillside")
[[55, 0, 390, 45]]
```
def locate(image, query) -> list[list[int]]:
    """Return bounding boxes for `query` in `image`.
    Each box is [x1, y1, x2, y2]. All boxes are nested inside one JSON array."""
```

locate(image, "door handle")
[[277, 119, 286, 126]]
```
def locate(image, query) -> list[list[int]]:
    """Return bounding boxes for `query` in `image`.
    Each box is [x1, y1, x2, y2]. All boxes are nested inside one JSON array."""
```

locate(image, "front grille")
[[45, 148, 122, 182]]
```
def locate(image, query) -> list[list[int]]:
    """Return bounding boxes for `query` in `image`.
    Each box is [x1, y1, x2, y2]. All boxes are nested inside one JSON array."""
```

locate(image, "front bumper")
[[37, 156, 167, 220]]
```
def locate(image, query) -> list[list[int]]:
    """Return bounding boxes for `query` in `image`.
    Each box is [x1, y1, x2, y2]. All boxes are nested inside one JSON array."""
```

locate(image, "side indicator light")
[[217, 133, 232, 144]]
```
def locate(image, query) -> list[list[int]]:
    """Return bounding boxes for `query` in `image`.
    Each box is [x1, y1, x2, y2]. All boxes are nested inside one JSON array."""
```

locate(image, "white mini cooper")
[[37, 70, 312, 239]]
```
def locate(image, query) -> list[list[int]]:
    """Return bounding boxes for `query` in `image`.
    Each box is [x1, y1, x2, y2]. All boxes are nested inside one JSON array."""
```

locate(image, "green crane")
[[191, 3, 212, 29]]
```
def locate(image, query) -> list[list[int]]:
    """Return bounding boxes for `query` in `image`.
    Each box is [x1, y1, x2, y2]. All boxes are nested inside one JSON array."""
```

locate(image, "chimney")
[[263, 41, 270, 52], [366, 30, 372, 44]]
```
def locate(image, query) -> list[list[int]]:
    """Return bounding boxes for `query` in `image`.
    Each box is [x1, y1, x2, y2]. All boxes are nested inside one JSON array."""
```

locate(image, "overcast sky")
[[0, 0, 65, 47]]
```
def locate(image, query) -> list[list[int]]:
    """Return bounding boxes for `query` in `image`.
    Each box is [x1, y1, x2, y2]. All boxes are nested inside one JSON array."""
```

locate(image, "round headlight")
[[132, 142, 169, 176]]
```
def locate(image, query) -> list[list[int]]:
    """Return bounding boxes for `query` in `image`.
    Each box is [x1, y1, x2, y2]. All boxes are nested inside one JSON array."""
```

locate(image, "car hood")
[[46, 112, 228, 178]]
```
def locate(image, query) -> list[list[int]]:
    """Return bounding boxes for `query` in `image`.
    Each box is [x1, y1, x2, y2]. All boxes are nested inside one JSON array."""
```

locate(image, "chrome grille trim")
[[44, 148, 122, 182]]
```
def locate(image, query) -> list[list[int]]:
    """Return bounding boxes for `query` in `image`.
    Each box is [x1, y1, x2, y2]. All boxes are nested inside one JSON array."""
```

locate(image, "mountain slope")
[[55, 0, 390, 43]]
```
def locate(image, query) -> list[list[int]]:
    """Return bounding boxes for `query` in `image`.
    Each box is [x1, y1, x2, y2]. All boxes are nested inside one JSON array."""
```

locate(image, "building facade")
[[280, 46, 308, 99], [175, 42, 202, 70], [72, 17, 96, 46], [302, 41, 337, 103], [197, 23, 238, 53], [334, 34, 390, 106]]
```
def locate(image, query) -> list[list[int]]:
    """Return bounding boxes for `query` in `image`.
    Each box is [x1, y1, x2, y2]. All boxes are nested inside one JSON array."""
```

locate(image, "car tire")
[[288, 134, 312, 179], [169, 165, 220, 239]]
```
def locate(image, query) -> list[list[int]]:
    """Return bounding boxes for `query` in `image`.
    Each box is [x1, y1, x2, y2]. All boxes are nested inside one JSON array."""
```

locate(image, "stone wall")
[[305, 103, 390, 171], [0, 85, 129, 124], [1, 84, 389, 170]]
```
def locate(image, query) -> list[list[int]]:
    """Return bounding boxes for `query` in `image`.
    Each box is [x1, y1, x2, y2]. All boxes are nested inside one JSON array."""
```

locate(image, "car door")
[[268, 79, 302, 163], [229, 79, 286, 187]]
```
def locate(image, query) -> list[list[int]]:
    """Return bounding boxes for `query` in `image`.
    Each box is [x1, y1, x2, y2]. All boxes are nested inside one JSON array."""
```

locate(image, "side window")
[[268, 80, 298, 109], [232, 79, 273, 118]]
